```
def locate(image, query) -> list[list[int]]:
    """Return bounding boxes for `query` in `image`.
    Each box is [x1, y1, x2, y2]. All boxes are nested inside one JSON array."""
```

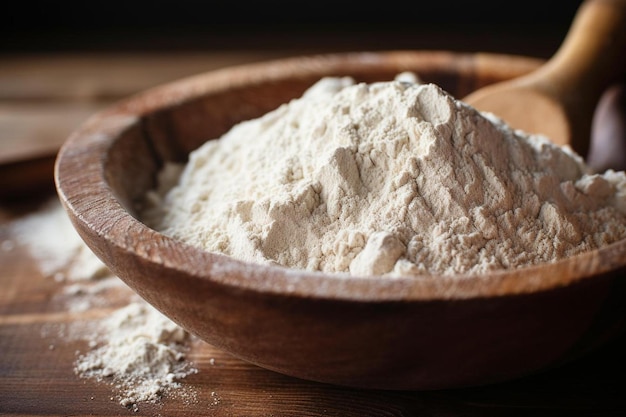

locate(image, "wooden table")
[[2, 52, 626, 416]]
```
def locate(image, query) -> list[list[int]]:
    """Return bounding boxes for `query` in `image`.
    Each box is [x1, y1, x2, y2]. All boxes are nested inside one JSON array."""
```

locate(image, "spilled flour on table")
[[8, 198, 107, 282], [74, 302, 198, 410], [7, 198, 199, 412]]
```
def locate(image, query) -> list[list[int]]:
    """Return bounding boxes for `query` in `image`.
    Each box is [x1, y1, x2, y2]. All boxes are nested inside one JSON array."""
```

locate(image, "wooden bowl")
[[54, 51, 626, 390]]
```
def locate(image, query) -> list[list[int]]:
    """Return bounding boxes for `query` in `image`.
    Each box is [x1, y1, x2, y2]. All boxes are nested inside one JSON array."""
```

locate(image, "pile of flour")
[[143, 75, 626, 276]]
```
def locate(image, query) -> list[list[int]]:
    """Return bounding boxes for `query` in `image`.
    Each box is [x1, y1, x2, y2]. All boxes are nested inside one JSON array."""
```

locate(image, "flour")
[[143, 75, 626, 276], [9, 199, 198, 410], [74, 302, 197, 411], [9, 198, 108, 281]]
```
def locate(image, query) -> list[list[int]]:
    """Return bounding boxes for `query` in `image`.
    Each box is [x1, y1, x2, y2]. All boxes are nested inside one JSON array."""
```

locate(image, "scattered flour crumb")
[[210, 391, 221, 406]]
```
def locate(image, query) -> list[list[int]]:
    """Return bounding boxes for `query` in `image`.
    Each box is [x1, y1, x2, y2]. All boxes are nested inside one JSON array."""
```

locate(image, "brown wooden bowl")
[[54, 51, 626, 390]]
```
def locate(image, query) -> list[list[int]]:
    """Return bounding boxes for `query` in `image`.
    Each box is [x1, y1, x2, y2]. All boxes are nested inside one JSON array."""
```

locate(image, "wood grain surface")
[[2, 52, 626, 416]]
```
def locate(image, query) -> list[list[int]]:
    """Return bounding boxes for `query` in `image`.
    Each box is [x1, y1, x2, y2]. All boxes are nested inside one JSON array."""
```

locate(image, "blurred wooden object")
[[465, 0, 626, 158]]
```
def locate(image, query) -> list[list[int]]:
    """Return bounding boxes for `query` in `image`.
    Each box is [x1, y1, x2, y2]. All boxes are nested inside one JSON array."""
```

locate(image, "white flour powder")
[[74, 302, 197, 410], [144, 75, 626, 276], [9, 199, 108, 282], [8, 199, 198, 411]]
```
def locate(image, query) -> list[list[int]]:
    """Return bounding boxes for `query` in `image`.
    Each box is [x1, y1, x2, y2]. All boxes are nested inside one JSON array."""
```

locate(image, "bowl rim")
[[55, 49, 626, 303]]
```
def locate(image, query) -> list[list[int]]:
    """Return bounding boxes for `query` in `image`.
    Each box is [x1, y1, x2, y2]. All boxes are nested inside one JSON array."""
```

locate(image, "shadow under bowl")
[[54, 50, 626, 390]]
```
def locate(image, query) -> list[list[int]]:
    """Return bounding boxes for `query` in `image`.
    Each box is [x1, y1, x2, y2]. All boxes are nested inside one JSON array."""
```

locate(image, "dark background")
[[3, 1, 584, 58]]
